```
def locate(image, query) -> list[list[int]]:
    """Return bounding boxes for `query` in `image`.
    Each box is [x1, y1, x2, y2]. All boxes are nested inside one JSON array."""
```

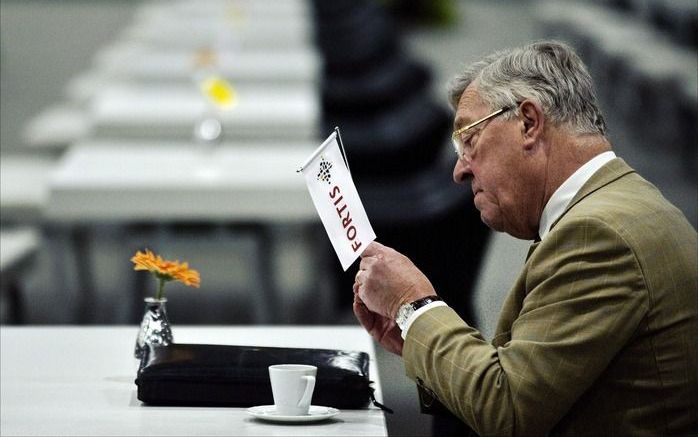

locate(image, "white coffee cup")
[[268, 364, 317, 416]]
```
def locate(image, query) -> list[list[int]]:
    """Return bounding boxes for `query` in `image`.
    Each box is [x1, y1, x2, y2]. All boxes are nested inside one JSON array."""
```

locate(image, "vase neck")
[[144, 297, 167, 304]]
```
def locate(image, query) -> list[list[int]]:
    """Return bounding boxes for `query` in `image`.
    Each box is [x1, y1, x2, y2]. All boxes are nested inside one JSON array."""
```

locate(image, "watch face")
[[396, 303, 413, 329], [396, 296, 441, 331]]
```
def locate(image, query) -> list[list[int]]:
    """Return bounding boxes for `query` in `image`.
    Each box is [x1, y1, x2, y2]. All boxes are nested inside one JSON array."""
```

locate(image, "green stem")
[[155, 277, 166, 300]]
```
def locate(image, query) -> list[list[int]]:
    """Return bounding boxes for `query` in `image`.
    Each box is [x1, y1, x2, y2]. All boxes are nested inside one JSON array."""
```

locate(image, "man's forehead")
[[454, 85, 487, 127]]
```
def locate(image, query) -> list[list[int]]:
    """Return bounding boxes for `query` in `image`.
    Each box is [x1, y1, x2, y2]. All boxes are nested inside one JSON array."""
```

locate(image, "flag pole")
[[296, 130, 338, 172], [334, 126, 352, 175]]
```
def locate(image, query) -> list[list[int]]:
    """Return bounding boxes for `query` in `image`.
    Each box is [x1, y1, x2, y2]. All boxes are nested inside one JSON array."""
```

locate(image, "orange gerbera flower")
[[131, 249, 200, 299]]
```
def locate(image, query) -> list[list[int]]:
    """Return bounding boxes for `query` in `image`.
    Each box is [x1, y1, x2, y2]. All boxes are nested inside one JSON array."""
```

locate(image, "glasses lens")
[[452, 135, 463, 159]]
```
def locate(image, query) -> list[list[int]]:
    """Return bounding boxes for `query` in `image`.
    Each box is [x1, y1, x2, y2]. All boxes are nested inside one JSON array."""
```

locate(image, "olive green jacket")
[[404, 159, 698, 436]]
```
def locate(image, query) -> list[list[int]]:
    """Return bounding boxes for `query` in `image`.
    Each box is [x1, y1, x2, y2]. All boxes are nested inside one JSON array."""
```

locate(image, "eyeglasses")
[[451, 106, 514, 162]]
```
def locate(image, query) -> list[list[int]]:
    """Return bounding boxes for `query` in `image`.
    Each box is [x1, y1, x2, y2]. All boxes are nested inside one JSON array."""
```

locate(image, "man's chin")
[[478, 210, 502, 232]]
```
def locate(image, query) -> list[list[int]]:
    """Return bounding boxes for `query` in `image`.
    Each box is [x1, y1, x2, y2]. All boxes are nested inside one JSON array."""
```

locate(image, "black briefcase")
[[135, 343, 389, 411]]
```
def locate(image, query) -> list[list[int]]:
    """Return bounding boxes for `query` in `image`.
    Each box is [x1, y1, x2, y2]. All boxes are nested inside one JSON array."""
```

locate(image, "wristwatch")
[[395, 295, 442, 331]]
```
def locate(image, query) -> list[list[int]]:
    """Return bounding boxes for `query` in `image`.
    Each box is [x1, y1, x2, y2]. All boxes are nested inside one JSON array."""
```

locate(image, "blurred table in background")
[[89, 84, 318, 141], [87, 44, 320, 87], [0, 155, 56, 225], [123, 1, 313, 51], [23, 0, 320, 150], [47, 142, 317, 222], [45, 142, 329, 324], [0, 228, 39, 324], [13, 0, 327, 326], [0, 325, 387, 436]]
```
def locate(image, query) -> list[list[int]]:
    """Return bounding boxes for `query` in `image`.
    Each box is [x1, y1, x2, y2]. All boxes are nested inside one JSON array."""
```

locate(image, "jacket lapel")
[[548, 158, 635, 232], [493, 159, 635, 347]]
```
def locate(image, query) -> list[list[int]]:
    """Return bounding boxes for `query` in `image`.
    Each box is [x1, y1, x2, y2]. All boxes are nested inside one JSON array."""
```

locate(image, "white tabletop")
[[0, 325, 387, 436], [122, 11, 312, 51], [90, 84, 318, 140], [134, 0, 310, 23], [92, 44, 320, 85], [21, 104, 90, 149], [0, 155, 58, 222], [46, 142, 318, 223]]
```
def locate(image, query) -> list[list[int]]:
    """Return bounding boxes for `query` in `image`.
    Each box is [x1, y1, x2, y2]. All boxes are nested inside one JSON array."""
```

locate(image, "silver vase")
[[134, 297, 173, 359]]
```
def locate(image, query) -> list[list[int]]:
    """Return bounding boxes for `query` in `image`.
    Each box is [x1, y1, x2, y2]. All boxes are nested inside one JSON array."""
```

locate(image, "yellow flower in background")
[[131, 249, 200, 300], [200, 75, 237, 109]]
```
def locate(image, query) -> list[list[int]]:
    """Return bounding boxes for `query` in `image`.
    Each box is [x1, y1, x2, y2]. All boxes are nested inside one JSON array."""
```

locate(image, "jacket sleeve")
[[403, 217, 649, 436]]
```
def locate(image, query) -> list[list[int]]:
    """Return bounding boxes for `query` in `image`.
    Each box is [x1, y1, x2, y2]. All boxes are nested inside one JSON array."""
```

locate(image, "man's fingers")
[[353, 297, 374, 330], [360, 241, 385, 258]]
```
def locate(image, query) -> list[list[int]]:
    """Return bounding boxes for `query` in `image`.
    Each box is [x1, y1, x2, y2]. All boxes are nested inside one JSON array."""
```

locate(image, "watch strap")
[[396, 295, 442, 331], [409, 295, 442, 311]]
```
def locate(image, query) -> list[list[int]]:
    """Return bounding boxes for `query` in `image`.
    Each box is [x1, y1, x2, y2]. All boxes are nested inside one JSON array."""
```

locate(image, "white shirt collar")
[[538, 151, 616, 240]]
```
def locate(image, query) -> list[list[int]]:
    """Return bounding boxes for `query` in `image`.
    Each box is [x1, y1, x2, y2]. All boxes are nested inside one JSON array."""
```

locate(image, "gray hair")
[[448, 41, 607, 135]]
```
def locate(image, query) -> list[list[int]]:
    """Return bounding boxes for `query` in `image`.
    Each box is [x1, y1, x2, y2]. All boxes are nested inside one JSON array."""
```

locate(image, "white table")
[[64, 45, 320, 106], [89, 84, 318, 140], [0, 154, 58, 223], [122, 10, 312, 51], [0, 326, 387, 436], [26, 52, 318, 148], [47, 142, 317, 223], [134, 0, 310, 23], [45, 142, 325, 324], [90, 44, 320, 86], [21, 104, 90, 150]]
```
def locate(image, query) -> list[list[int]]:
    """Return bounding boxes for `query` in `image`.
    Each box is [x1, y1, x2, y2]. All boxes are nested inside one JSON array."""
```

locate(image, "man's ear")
[[519, 99, 544, 150]]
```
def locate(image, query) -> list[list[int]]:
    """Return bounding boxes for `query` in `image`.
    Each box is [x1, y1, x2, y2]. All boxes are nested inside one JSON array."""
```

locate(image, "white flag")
[[300, 130, 376, 271]]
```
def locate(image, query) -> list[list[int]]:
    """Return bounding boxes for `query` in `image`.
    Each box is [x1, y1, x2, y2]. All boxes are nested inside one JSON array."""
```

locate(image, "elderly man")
[[353, 41, 697, 436]]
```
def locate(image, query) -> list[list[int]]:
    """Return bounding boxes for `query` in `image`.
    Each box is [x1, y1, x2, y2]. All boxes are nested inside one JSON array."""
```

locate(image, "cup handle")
[[297, 375, 316, 408]]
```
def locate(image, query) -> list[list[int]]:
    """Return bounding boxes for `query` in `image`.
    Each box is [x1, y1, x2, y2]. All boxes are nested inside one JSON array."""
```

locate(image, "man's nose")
[[453, 157, 472, 184]]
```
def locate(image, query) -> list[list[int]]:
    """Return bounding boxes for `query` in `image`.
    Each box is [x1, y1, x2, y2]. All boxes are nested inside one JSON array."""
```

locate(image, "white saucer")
[[246, 405, 340, 423]]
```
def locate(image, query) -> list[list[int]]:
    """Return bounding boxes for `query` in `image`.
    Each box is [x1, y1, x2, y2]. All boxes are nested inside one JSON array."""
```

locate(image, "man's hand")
[[353, 293, 404, 356], [354, 241, 436, 319]]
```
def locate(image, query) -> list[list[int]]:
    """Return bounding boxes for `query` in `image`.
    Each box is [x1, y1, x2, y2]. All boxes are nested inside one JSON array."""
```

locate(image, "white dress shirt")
[[538, 151, 616, 240], [401, 151, 617, 339]]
